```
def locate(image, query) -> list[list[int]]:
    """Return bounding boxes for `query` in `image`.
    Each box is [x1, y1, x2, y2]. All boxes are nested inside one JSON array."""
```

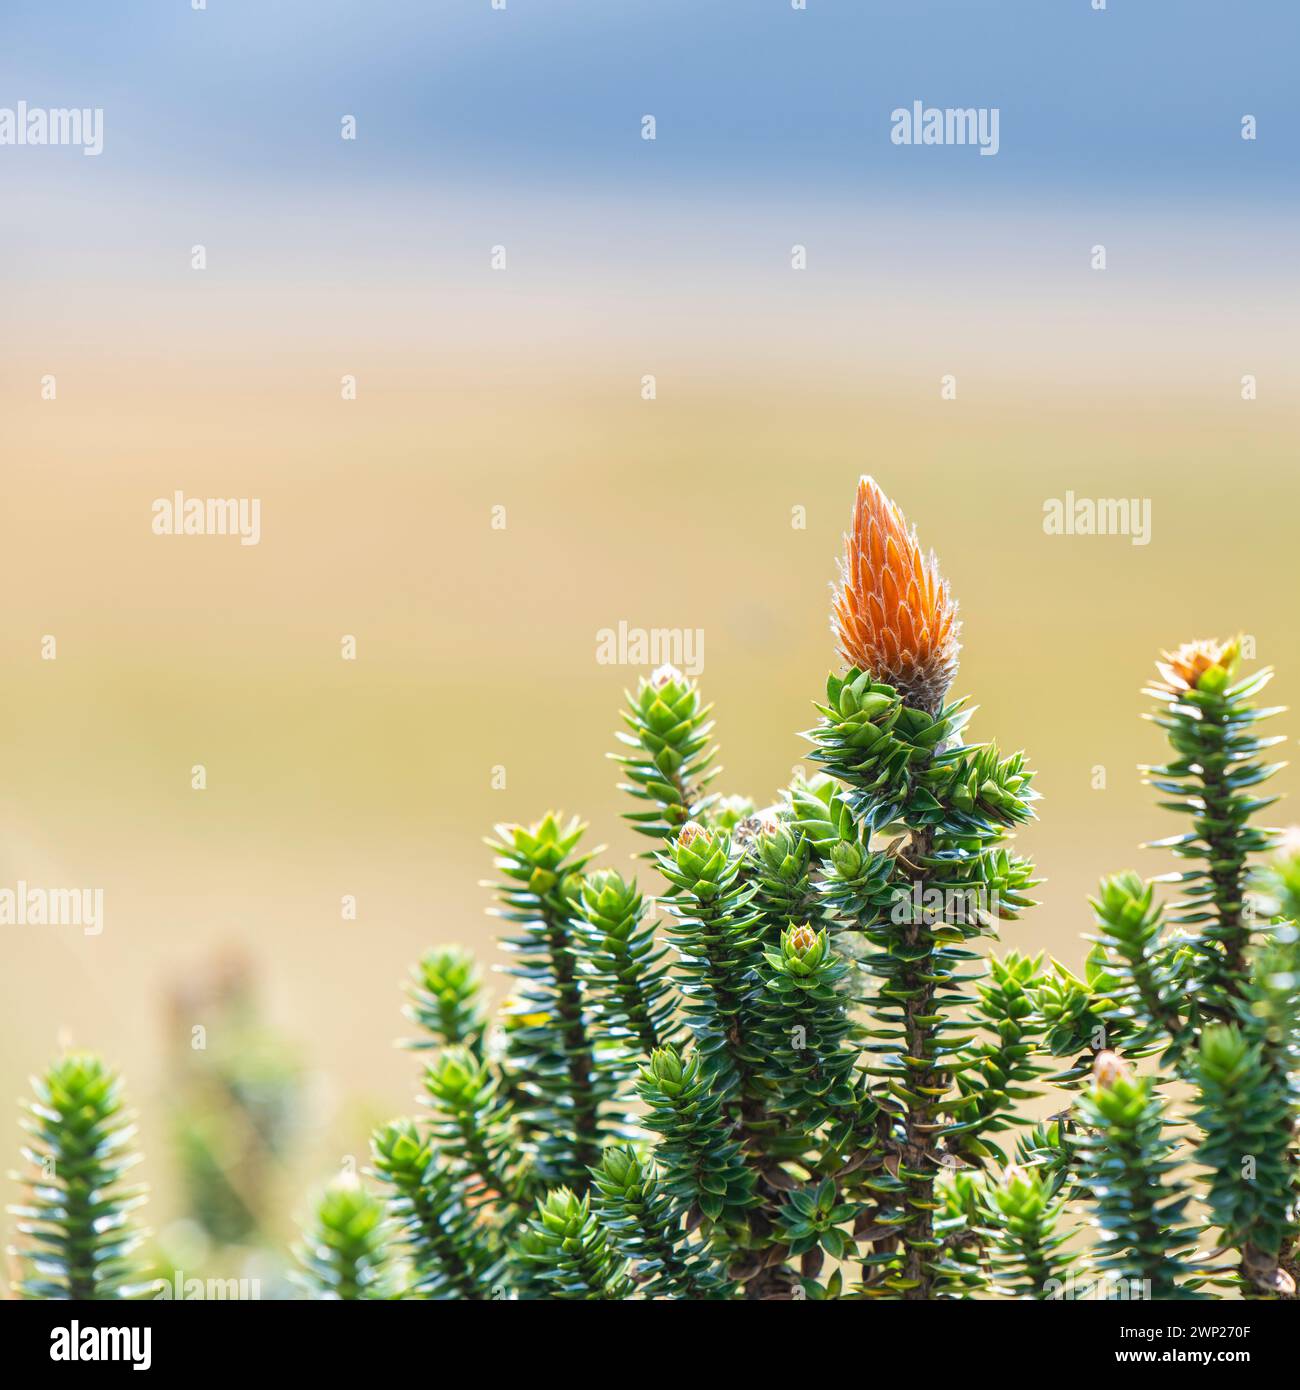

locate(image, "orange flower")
[[1154, 637, 1239, 695], [832, 476, 961, 712]]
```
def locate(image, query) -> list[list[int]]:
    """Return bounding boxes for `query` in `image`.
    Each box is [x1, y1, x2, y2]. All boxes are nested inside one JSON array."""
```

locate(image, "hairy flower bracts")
[[1071, 1055, 1200, 1301], [489, 813, 616, 1187], [591, 1144, 732, 1298], [295, 1175, 391, 1300], [614, 664, 719, 847], [517, 1187, 634, 1300], [635, 1047, 757, 1228], [833, 474, 961, 714], [9, 1052, 149, 1300], [755, 925, 858, 1124], [656, 823, 764, 1098], [423, 1047, 526, 1217], [986, 1165, 1073, 1299], [1192, 1026, 1296, 1297], [403, 946, 487, 1054], [370, 1119, 498, 1299], [577, 869, 678, 1059], [1145, 639, 1284, 1010]]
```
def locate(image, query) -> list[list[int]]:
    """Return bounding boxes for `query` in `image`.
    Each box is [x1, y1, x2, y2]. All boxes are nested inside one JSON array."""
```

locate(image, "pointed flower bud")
[[832, 475, 961, 712]]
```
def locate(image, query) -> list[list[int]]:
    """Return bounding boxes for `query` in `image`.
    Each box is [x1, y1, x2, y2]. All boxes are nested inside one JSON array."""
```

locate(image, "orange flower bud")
[[832, 476, 960, 712]]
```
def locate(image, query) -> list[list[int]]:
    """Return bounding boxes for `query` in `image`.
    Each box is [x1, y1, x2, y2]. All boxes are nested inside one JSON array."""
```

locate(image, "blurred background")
[[2, 0, 1298, 1287]]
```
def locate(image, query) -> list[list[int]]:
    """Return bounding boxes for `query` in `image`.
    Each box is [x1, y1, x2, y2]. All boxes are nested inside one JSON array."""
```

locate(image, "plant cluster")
[[8, 477, 1299, 1301]]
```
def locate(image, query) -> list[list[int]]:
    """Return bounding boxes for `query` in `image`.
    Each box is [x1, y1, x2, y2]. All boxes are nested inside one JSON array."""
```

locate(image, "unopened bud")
[[1092, 1050, 1132, 1089], [678, 820, 706, 850], [650, 663, 682, 690], [788, 924, 817, 955]]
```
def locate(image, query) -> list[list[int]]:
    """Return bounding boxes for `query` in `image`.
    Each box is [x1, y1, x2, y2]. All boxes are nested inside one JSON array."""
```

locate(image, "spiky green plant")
[[1144, 639, 1283, 1011], [613, 667, 719, 846], [487, 813, 619, 1188], [8, 1052, 149, 1300], [590, 1144, 731, 1299], [404, 946, 487, 1054], [294, 1175, 391, 1300], [986, 1164, 1073, 1299], [1192, 1025, 1296, 1296], [1070, 1056, 1201, 1301], [17, 476, 1300, 1307], [516, 1188, 634, 1300], [370, 1119, 498, 1299]]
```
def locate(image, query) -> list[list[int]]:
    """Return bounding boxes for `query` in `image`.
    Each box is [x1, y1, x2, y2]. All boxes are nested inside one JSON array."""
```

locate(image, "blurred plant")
[[293, 1174, 391, 1300], [164, 950, 305, 1252]]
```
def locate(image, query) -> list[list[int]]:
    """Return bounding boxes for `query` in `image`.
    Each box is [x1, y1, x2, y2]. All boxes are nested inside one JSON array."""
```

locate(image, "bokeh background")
[[3, 0, 1298, 1284]]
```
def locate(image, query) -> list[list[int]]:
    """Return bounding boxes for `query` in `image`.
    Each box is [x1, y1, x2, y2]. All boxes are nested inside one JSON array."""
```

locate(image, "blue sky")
[[1, 0, 1296, 199]]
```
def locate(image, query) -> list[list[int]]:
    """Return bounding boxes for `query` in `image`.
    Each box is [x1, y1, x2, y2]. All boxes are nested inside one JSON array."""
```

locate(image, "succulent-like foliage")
[[951, 952, 1046, 1156], [635, 1047, 758, 1228], [1145, 638, 1284, 1009], [295, 1175, 391, 1300], [1086, 872, 1188, 1052], [613, 665, 719, 845], [371, 1119, 498, 1299], [776, 1177, 857, 1268], [755, 924, 857, 1123], [1192, 1026, 1296, 1296], [404, 946, 487, 1054], [9, 1052, 148, 1300], [422, 1046, 526, 1216], [745, 823, 819, 938], [591, 1144, 731, 1299], [489, 813, 617, 1187], [577, 869, 679, 1057], [986, 1165, 1073, 1299], [516, 1188, 634, 1300], [1071, 1057, 1200, 1301], [655, 824, 765, 1099]]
